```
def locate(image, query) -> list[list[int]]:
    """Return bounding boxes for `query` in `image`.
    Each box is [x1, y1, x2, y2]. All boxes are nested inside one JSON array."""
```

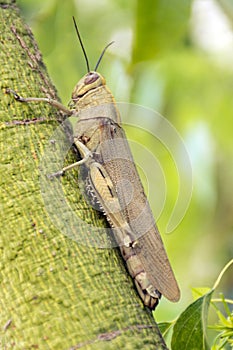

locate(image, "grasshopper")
[[7, 18, 180, 309]]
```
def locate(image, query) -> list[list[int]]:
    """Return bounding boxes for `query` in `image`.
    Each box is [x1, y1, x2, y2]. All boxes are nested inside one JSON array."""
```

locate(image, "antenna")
[[72, 16, 90, 72], [94, 41, 114, 71]]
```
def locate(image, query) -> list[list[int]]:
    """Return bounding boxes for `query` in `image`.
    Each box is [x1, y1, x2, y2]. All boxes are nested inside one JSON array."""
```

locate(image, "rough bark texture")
[[0, 1, 168, 349]]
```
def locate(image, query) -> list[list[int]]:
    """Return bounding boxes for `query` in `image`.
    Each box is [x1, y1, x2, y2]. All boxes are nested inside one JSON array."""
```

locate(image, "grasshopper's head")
[[71, 71, 106, 104], [70, 18, 114, 109]]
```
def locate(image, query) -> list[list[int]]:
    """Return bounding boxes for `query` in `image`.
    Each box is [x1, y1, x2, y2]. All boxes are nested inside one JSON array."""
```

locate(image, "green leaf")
[[170, 260, 233, 350], [158, 322, 174, 336], [171, 290, 213, 350]]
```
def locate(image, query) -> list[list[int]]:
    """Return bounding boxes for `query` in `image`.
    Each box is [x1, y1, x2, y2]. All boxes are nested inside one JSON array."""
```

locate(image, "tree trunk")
[[0, 1, 168, 349]]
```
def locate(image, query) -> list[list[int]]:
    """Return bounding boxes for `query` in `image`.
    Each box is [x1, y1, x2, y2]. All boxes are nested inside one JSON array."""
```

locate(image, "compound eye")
[[84, 72, 99, 85]]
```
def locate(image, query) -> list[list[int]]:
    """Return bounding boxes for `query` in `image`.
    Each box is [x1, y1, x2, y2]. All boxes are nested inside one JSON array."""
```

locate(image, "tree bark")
[[0, 1, 168, 349]]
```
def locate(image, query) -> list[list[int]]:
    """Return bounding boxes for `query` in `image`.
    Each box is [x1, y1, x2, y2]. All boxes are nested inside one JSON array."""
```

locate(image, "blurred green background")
[[17, 0, 233, 325]]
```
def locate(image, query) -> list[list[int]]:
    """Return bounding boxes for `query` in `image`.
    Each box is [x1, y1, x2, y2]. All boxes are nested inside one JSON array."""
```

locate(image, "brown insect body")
[[70, 71, 180, 309]]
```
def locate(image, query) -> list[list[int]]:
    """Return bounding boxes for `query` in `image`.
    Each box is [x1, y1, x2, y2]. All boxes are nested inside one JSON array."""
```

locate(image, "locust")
[[7, 18, 180, 310]]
